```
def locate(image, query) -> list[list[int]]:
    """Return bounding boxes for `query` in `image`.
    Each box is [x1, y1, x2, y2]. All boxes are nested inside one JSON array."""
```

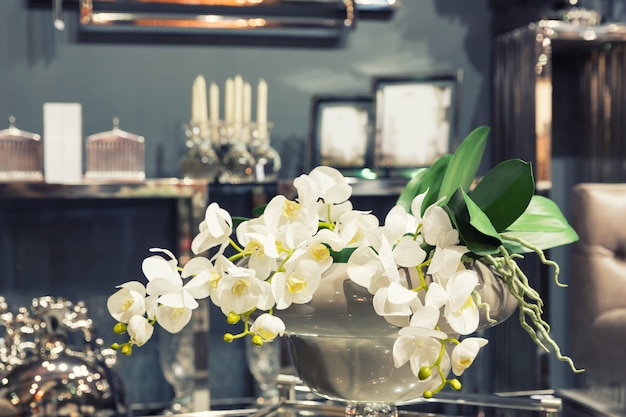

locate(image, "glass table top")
[[139, 392, 562, 417]]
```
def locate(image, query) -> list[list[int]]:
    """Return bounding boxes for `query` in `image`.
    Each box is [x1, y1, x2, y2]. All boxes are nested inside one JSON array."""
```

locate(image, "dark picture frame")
[[372, 70, 462, 176], [308, 95, 374, 174]]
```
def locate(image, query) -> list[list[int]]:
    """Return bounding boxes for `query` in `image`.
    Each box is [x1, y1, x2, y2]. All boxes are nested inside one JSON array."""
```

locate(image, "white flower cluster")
[[108, 166, 489, 395]]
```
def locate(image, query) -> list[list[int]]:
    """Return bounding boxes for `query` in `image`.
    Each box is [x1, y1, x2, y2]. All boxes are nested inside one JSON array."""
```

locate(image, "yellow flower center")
[[287, 276, 307, 293], [122, 299, 134, 312], [232, 279, 250, 296], [283, 200, 300, 218], [311, 243, 330, 261], [162, 306, 187, 318], [209, 271, 221, 289], [246, 241, 264, 256], [348, 232, 362, 246], [459, 358, 472, 367], [171, 307, 187, 317], [462, 296, 475, 311]]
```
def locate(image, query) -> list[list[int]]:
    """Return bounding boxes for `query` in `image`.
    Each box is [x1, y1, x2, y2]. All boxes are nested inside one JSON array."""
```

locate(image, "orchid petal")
[[157, 305, 192, 334]]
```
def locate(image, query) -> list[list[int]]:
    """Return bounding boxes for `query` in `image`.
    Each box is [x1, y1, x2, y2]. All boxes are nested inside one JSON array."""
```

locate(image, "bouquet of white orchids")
[[108, 126, 582, 397]]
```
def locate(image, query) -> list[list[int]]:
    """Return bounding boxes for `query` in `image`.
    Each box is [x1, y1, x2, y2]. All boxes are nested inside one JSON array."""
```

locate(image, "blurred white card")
[[43, 103, 82, 183]]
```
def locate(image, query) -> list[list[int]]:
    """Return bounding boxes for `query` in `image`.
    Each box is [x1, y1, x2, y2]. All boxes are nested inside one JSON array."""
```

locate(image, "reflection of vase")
[[279, 262, 517, 417]]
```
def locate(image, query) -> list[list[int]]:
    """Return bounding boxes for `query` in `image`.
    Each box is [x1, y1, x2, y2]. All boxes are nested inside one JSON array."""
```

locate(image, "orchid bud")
[[418, 366, 431, 380], [251, 335, 264, 346], [450, 379, 462, 391], [113, 323, 127, 334]]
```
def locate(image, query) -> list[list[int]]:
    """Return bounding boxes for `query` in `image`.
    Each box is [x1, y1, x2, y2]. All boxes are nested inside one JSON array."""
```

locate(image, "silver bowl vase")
[[278, 261, 518, 417]]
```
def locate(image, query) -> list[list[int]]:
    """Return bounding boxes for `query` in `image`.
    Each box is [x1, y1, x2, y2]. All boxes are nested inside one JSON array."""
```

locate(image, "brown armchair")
[[570, 183, 626, 384]]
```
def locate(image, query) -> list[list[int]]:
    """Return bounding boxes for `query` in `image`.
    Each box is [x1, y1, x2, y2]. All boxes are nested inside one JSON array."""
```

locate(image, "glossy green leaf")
[[253, 204, 267, 217], [396, 168, 428, 213], [469, 159, 534, 232], [438, 126, 490, 204], [500, 195, 579, 254], [330, 247, 357, 263], [420, 155, 453, 214], [446, 188, 502, 255], [396, 155, 452, 215]]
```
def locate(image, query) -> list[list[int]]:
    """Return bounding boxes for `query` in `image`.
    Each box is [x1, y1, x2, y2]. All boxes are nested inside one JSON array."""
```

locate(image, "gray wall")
[[0, 1, 492, 180]]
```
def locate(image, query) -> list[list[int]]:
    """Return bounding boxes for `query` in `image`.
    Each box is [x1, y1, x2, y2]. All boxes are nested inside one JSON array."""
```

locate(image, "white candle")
[[234, 74, 243, 127], [209, 82, 219, 124], [256, 79, 268, 137], [191, 75, 208, 123], [224, 78, 234, 124], [243, 82, 252, 125], [209, 82, 220, 139]]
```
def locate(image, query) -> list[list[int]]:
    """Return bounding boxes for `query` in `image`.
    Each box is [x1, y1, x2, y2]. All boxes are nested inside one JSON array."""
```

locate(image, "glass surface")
[[245, 341, 281, 403], [159, 326, 195, 413], [179, 121, 220, 181], [164, 395, 562, 417]]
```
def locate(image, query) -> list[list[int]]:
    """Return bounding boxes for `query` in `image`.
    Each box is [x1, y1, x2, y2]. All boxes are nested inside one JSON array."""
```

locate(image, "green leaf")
[[438, 126, 490, 204], [469, 159, 535, 232], [330, 247, 357, 263], [500, 195, 579, 254], [446, 188, 502, 255], [253, 204, 267, 217], [396, 168, 428, 213], [396, 155, 452, 215], [420, 155, 453, 214]]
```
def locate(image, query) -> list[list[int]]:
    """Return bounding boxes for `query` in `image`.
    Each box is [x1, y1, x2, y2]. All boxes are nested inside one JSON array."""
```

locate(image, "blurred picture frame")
[[308, 95, 374, 174], [373, 70, 462, 176]]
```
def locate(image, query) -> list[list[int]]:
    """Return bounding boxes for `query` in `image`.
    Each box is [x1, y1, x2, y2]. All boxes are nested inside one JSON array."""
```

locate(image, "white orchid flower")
[[385, 205, 418, 241], [410, 191, 428, 220], [391, 302, 446, 374], [288, 233, 339, 273], [427, 244, 468, 285], [250, 313, 285, 342], [127, 315, 154, 346], [392, 325, 447, 370], [421, 203, 459, 248], [142, 248, 180, 288], [156, 305, 192, 334], [294, 166, 353, 224], [181, 255, 229, 304], [451, 337, 488, 376], [236, 218, 279, 280], [142, 249, 200, 311], [262, 194, 318, 235], [107, 281, 147, 324], [217, 264, 273, 316], [191, 203, 233, 254], [393, 320, 451, 394], [377, 205, 427, 268], [335, 209, 379, 248], [372, 281, 419, 327], [271, 259, 322, 310], [347, 245, 392, 294], [426, 269, 480, 335], [145, 294, 159, 320], [409, 304, 442, 330], [294, 166, 352, 207], [363, 224, 424, 286]]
